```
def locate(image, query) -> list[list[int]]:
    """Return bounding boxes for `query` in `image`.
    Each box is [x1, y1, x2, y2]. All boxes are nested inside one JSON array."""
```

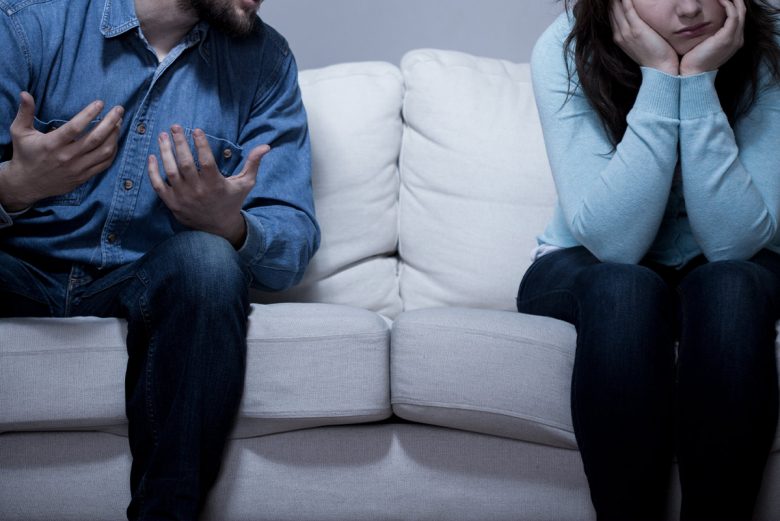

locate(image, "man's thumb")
[[11, 92, 36, 132]]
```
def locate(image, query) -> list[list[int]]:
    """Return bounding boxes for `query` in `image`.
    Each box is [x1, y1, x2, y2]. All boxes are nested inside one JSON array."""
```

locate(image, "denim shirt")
[[0, 0, 320, 291]]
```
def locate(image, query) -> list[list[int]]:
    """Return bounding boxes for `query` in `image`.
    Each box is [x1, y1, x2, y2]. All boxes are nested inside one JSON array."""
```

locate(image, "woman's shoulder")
[[533, 12, 574, 58], [531, 12, 575, 79]]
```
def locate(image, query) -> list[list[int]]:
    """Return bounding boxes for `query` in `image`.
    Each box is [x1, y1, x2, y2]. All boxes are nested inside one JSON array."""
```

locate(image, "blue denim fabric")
[[517, 247, 780, 521], [0, 231, 252, 520], [0, 0, 319, 292]]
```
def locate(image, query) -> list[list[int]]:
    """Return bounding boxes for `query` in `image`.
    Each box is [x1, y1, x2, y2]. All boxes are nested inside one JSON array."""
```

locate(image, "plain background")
[[259, 1, 565, 70]]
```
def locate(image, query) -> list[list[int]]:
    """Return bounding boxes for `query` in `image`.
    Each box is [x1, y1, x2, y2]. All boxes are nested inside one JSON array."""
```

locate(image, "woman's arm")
[[678, 0, 779, 260], [533, 14, 680, 263], [679, 67, 780, 261]]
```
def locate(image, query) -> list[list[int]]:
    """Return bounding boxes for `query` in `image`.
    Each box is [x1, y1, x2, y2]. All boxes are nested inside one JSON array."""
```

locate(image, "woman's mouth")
[[676, 22, 711, 38]]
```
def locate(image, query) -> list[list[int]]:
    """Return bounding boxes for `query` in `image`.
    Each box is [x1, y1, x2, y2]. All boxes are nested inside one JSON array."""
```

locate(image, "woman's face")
[[631, 0, 728, 55]]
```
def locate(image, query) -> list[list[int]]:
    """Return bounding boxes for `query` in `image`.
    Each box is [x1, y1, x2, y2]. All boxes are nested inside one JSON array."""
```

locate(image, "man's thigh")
[[0, 250, 65, 317]]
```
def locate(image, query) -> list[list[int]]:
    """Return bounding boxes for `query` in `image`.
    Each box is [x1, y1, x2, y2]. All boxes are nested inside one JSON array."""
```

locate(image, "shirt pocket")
[[181, 128, 243, 177], [32, 116, 102, 206]]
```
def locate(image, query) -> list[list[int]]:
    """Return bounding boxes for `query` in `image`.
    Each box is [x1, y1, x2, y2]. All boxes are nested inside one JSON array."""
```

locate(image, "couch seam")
[[391, 397, 573, 433], [1, 346, 126, 355], [247, 331, 388, 343], [240, 408, 391, 419]]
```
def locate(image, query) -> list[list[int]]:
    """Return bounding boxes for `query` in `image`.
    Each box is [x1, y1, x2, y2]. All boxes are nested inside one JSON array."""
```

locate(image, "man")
[[0, 0, 320, 518]]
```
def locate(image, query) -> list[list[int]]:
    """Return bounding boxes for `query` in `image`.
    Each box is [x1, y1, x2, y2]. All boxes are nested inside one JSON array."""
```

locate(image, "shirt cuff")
[[0, 205, 12, 229], [0, 161, 31, 226], [680, 70, 720, 120], [236, 210, 267, 267], [635, 67, 681, 120]]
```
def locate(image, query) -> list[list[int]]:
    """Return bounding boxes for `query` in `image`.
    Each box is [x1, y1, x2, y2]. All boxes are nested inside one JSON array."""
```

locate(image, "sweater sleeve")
[[532, 15, 681, 264], [678, 68, 780, 261]]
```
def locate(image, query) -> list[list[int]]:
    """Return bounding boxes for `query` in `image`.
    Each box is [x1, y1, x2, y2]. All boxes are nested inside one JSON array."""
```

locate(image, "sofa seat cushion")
[[233, 303, 392, 437], [0, 303, 391, 437], [392, 308, 780, 452], [391, 307, 578, 449]]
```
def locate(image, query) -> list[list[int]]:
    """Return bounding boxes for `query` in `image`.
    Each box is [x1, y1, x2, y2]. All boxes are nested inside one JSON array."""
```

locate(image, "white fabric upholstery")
[[3, 427, 779, 521], [252, 62, 404, 317], [398, 49, 557, 312], [2, 49, 780, 521], [391, 307, 578, 449], [0, 304, 391, 437]]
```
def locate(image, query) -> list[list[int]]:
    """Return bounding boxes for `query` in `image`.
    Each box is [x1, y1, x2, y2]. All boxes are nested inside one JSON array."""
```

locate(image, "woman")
[[517, 0, 780, 519]]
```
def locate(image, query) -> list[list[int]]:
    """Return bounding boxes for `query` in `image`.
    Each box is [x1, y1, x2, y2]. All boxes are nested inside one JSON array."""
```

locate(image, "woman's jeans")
[[0, 231, 252, 521], [517, 246, 780, 521]]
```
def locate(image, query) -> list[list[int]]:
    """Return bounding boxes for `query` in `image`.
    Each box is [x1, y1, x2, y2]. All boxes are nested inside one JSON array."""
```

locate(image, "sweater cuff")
[[680, 71, 721, 119], [634, 67, 681, 119]]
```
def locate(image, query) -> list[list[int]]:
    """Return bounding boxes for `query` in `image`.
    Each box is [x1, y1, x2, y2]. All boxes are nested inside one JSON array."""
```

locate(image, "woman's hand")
[[610, 0, 680, 75], [680, 0, 745, 76]]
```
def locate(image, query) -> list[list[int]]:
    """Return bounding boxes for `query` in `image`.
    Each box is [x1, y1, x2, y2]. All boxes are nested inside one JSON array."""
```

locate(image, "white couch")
[[1, 49, 779, 521]]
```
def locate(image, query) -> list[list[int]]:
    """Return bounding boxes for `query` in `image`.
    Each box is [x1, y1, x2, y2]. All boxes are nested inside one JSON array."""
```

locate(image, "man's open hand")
[[0, 91, 123, 212], [147, 125, 270, 247]]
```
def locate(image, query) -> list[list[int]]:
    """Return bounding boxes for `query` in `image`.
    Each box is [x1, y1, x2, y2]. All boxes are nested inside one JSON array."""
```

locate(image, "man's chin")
[[189, 0, 259, 38], [213, 12, 258, 38]]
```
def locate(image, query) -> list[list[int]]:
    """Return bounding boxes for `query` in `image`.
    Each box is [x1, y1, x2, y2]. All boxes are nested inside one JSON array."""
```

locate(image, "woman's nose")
[[676, 0, 703, 18]]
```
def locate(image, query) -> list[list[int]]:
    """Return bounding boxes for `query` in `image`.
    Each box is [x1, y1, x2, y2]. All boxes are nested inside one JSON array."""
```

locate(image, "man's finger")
[[74, 124, 121, 174], [158, 132, 182, 185], [147, 155, 171, 197], [10, 92, 37, 136], [82, 152, 119, 181], [76, 105, 124, 155], [53, 99, 105, 146], [170, 125, 197, 180], [192, 129, 220, 180], [235, 144, 271, 187]]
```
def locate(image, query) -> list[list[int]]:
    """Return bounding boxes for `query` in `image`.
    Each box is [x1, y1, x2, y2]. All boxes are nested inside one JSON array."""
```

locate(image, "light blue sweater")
[[533, 13, 780, 267]]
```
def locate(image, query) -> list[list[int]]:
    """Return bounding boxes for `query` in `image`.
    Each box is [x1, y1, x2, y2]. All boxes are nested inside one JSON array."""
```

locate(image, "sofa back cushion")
[[252, 62, 404, 317], [399, 49, 556, 312]]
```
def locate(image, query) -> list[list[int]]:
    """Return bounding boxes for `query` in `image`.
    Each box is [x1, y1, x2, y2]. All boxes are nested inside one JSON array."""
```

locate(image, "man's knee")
[[146, 231, 250, 304]]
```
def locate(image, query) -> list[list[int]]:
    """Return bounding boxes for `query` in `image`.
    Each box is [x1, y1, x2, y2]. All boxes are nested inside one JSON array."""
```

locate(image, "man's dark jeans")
[[0, 231, 251, 521], [517, 246, 780, 521]]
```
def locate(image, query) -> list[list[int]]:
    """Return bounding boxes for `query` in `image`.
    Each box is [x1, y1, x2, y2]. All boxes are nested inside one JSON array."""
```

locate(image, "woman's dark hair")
[[562, 0, 780, 145]]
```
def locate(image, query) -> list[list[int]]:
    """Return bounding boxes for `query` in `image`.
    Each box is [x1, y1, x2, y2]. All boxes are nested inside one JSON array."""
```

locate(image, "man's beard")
[[179, 0, 259, 38]]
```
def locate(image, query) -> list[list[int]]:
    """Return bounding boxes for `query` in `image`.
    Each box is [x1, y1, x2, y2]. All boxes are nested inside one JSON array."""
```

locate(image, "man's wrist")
[[220, 213, 248, 249], [0, 161, 33, 212]]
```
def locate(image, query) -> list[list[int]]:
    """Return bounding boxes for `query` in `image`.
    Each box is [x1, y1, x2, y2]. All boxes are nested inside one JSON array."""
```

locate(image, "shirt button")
[[136, 123, 146, 135], [222, 148, 232, 159], [123, 180, 134, 190], [107, 233, 117, 244]]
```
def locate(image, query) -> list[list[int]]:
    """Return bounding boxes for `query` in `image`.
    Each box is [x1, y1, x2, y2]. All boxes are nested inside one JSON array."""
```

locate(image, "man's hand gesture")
[[0, 92, 124, 212], [147, 125, 271, 248]]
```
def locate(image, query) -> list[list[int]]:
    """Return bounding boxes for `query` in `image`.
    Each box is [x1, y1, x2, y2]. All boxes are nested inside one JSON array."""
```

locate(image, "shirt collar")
[[100, 0, 141, 38], [100, 0, 211, 61]]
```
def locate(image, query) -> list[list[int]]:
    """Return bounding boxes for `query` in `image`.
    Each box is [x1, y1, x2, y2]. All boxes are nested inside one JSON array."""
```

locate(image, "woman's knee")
[[576, 262, 672, 316], [680, 260, 778, 321]]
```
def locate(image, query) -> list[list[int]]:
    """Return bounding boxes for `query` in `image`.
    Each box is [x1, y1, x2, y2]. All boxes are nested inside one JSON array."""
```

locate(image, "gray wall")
[[260, 1, 564, 70]]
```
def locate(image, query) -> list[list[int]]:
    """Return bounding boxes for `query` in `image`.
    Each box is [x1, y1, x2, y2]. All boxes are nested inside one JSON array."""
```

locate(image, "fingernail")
[[194, 128, 204, 138], [159, 132, 168, 142], [115, 106, 125, 117]]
